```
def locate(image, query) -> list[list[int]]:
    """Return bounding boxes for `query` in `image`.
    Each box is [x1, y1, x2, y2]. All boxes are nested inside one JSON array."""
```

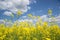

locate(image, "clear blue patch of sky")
[[26, 0, 60, 16]]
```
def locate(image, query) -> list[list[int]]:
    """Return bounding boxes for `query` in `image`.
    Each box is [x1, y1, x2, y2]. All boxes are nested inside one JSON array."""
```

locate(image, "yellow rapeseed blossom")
[[0, 37, 3, 40], [17, 10, 22, 16], [23, 27, 30, 35], [46, 38, 51, 40], [33, 37, 38, 40], [48, 9, 52, 15], [43, 22, 48, 26], [28, 14, 33, 18], [19, 36, 23, 40]]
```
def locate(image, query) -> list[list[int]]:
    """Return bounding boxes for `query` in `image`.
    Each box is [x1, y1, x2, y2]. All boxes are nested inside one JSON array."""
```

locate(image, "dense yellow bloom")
[[30, 27, 36, 32], [23, 27, 30, 35], [0, 32, 3, 36], [43, 22, 48, 26], [8, 29, 13, 33], [17, 10, 22, 16], [19, 36, 23, 40], [28, 14, 33, 18], [0, 37, 3, 40], [26, 37, 31, 40], [48, 9, 52, 15], [46, 38, 51, 40], [33, 37, 38, 40]]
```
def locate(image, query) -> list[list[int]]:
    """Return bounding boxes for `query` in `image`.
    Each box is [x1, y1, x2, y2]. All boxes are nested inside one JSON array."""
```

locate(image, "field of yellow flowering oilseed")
[[0, 9, 60, 40], [0, 20, 60, 40]]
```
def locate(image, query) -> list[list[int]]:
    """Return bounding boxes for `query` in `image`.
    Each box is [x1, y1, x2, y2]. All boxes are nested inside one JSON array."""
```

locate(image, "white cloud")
[[21, 16, 27, 18], [17, 15, 37, 23], [0, 0, 32, 16], [0, 19, 5, 24], [0, 19, 13, 26], [4, 11, 13, 16], [47, 15, 60, 23], [40, 15, 47, 19], [39, 15, 60, 23], [40, 15, 48, 22], [5, 22, 13, 27], [55, 15, 60, 23], [18, 19, 33, 22]]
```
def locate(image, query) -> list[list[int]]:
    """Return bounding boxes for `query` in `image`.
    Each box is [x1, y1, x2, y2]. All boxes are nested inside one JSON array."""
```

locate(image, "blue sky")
[[27, 0, 60, 16], [0, 0, 60, 22]]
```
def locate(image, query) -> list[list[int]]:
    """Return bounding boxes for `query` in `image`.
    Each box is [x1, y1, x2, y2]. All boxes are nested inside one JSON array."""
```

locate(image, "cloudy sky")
[[0, 0, 60, 23]]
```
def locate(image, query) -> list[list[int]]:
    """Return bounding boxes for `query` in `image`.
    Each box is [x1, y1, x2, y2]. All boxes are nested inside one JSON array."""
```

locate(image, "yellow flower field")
[[0, 21, 60, 40]]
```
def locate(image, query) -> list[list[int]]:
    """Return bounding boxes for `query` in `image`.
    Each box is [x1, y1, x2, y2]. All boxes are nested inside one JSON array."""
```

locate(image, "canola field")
[[0, 21, 60, 40]]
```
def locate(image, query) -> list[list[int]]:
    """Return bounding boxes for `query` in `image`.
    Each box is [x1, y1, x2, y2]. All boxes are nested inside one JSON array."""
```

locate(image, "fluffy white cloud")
[[0, 19, 5, 24], [5, 22, 13, 27], [0, 19, 13, 26], [18, 19, 33, 22], [40, 15, 49, 22], [42, 15, 60, 23], [18, 16, 37, 22], [0, 0, 32, 16], [37, 15, 60, 23], [21, 16, 27, 18], [4, 11, 13, 16], [55, 15, 60, 23]]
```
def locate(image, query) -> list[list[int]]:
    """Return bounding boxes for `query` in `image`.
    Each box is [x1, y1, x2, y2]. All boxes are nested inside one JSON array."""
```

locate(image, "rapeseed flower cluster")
[[0, 21, 60, 40]]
